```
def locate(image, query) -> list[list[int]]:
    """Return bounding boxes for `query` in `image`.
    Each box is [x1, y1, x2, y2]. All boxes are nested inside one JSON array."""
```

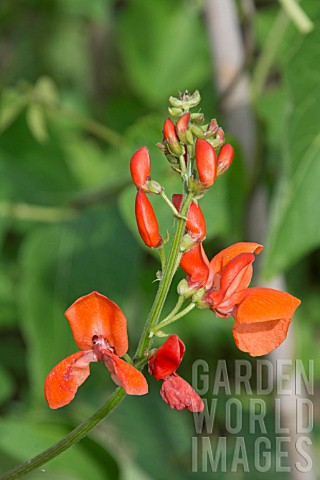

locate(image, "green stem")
[[135, 191, 193, 359], [0, 202, 73, 223], [158, 245, 166, 271], [33, 94, 124, 148], [0, 388, 126, 480], [278, 0, 313, 33], [160, 191, 187, 220], [0, 193, 193, 480], [152, 302, 196, 335], [251, 10, 289, 100], [150, 295, 185, 337]]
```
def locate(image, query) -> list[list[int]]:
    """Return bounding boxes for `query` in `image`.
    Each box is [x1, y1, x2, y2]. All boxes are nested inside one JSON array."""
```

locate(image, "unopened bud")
[[195, 138, 217, 189], [185, 130, 194, 145], [176, 112, 190, 143], [135, 190, 162, 248], [192, 288, 210, 309], [163, 118, 184, 156], [187, 90, 201, 108], [169, 96, 183, 108], [205, 118, 219, 137], [191, 113, 205, 124], [217, 144, 234, 177], [168, 107, 183, 116], [190, 125, 205, 138], [130, 146, 151, 189]]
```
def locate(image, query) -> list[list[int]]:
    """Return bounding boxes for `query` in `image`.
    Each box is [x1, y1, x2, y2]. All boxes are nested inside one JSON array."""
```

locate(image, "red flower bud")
[[217, 144, 234, 176], [163, 118, 184, 156], [130, 146, 151, 189], [172, 194, 206, 241], [195, 138, 217, 188], [176, 112, 190, 143], [135, 190, 162, 248]]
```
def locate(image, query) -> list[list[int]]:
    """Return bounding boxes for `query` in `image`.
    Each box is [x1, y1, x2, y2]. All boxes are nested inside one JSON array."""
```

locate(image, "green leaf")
[[262, 28, 320, 277], [117, 0, 210, 106], [0, 418, 119, 480], [26, 103, 48, 143]]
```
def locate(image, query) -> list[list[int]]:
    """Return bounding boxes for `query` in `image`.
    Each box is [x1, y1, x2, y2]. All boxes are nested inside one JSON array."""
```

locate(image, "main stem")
[[0, 193, 193, 480], [135, 192, 193, 359]]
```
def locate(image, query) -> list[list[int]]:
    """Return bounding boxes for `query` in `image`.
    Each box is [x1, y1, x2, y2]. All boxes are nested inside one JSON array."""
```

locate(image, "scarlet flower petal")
[[234, 287, 301, 324], [148, 335, 186, 380], [160, 374, 204, 412], [130, 146, 151, 189], [217, 144, 234, 177], [219, 253, 255, 298], [172, 194, 206, 240], [44, 350, 96, 409], [180, 243, 209, 286], [232, 318, 291, 357], [102, 350, 148, 395], [207, 242, 263, 287], [65, 292, 128, 357], [135, 190, 162, 248]]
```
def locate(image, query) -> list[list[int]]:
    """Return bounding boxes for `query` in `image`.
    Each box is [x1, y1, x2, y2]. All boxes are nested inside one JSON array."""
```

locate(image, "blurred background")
[[0, 0, 319, 478]]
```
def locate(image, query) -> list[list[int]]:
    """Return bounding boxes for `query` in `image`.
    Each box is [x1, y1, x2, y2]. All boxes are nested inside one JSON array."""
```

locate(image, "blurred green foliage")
[[0, 0, 320, 479]]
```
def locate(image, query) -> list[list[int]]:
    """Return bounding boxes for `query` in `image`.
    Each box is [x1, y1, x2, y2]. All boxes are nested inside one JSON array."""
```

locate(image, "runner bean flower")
[[180, 242, 301, 356], [148, 334, 204, 412], [45, 291, 148, 409]]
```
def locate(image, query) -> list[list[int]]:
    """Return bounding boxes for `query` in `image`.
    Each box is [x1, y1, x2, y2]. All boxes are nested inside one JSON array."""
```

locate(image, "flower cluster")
[[45, 90, 300, 414]]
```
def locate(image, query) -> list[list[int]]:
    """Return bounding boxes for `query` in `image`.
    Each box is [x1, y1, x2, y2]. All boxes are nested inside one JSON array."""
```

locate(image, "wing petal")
[[44, 350, 95, 409], [103, 351, 148, 395]]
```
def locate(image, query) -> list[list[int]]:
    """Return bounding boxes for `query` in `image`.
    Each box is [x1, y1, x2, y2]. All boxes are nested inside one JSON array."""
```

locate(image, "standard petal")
[[148, 335, 186, 380], [207, 242, 263, 286], [160, 374, 204, 412], [232, 318, 291, 356], [65, 291, 128, 357], [102, 350, 148, 395], [44, 350, 96, 409], [180, 244, 209, 286], [234, 287, 301, 324]]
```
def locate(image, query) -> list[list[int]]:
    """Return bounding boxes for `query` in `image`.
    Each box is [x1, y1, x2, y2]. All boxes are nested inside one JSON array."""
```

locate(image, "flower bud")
[[217, 144, 234, 177], [172, 194, 206, 241], [163, 118, 184, 156], [190, 125, 205, 138], [135, 190, 162, 248], [191, 113, 205, 124], [176, 113, 190, 143], [168, 107, 183, 116], [130, 146, 151, 189], [195, 138, 217, 188], [205, 118, 218, 138]]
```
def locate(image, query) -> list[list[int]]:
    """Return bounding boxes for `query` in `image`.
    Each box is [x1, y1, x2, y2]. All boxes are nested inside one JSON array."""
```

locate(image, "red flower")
[[130, 146, 151, 190], [172, 194, 206, 243], [135, 190, 162, 248], [45, 292, 148, 409], [195, 138, 217, 188], [180, 243, 301, 356], [148, 335, 204, 412]]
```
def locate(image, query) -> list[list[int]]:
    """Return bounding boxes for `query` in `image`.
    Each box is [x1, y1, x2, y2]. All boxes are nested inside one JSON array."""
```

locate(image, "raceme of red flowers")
[[45, 292, 148, 409], [180, 242, 301, 356], [148, 334, 204, 412]]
